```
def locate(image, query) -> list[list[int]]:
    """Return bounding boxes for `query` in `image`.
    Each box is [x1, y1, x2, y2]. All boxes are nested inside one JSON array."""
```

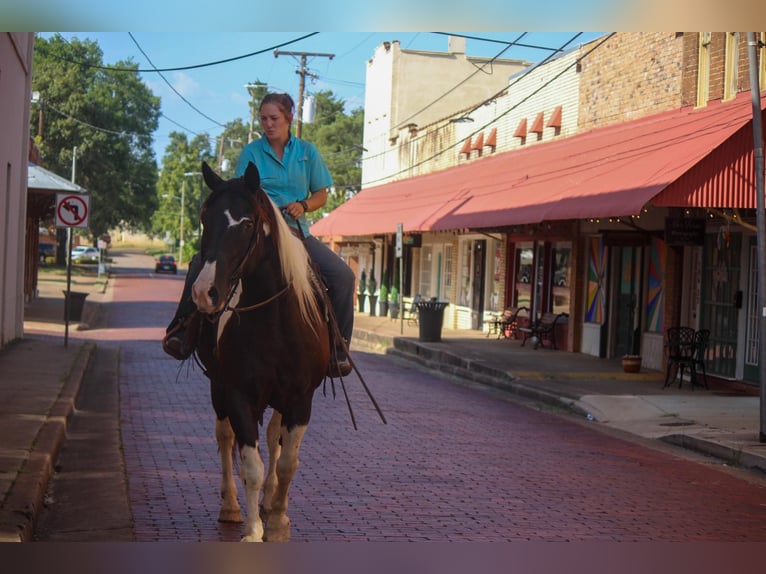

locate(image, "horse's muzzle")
[[192, 261, 223, 313]]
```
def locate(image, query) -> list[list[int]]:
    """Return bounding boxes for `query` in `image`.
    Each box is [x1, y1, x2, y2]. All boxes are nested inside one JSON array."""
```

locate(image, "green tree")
[[152, 131, 215, 261], [31, 34, 161, 241], [300, 91, 363, 222]]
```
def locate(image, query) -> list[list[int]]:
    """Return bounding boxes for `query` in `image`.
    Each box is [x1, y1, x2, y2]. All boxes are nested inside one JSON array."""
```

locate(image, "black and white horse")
[[192, 161, 330, 541]]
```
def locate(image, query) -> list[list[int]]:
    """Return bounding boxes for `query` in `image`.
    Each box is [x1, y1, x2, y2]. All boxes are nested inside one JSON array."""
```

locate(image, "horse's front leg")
[[240, 441, 265, 541], [263, 423, 307, 542], [215, 417, 242, 523], [260, 410, 282, 522]]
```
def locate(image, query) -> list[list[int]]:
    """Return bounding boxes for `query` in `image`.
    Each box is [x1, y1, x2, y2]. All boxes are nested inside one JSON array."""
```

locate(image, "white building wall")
[[362, 37, 529, 188], [0, 33, 34, 348]]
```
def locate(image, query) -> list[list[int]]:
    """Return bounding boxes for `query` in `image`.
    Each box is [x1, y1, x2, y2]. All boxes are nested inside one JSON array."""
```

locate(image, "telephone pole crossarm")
[[273, 50, 335, 138]]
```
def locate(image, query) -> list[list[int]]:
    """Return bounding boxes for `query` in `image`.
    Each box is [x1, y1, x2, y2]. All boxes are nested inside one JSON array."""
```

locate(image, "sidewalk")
[[0, 265, 108, 541], [1, 267, 765, 542]]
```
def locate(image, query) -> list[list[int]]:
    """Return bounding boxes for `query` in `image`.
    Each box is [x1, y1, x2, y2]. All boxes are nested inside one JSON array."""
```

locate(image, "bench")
[[403, 294, 423, 325], [519, 312, 569, 349], [487, 306, 529, 339]]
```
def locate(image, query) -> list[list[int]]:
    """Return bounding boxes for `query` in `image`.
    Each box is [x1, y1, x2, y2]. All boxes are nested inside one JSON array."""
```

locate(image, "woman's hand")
[[286, 200, 308, 221]]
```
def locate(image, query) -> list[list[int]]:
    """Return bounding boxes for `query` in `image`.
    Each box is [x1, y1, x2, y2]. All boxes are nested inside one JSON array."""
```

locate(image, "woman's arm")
[[285, 188, 327, 220]]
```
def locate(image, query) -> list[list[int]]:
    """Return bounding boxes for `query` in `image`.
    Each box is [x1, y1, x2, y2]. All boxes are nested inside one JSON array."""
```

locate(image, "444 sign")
[[56, 193, 90, 228]]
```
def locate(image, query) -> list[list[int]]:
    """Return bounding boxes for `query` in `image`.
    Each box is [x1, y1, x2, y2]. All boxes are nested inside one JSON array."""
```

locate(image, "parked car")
[[70, 246, 100, 263], [39, 243, 56, 263], [155, 254, 178, 274]]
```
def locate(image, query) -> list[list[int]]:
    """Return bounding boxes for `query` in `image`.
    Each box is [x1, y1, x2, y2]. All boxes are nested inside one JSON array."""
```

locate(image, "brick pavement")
[[108, 257, 766, 542], [10, 251, 766, 542]]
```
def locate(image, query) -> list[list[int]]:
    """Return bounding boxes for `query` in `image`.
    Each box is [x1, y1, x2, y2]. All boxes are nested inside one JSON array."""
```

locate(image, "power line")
[[393, 32, 529, 130], [128, 32, 225, 128], [38, 32, 320, 73], [360, 33, 614, 188]]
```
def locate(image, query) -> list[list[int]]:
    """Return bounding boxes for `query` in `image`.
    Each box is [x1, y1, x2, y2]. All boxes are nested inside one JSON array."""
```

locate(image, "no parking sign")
[[56, 193, 90, 228]]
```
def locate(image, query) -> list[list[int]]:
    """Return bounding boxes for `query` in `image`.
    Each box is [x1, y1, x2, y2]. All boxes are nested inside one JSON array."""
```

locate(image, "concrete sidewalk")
[[0, 265, 108, 541], [1, 263, 765, 542]]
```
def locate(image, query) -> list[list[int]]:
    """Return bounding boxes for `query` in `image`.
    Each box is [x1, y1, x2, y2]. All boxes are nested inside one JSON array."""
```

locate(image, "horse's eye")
[[243, 219, 254, 229]]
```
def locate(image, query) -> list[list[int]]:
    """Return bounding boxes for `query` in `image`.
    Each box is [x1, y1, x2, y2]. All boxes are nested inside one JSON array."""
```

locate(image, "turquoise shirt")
[[234, 134, 332, 237]]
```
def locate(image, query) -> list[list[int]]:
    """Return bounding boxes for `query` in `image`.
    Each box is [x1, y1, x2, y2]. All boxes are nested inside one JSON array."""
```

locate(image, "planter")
[[390, 303, 400, 320], [368, 295, 378, 317], [622, 356, 642, 373], [357, 294, 366, 313], [379, 300, 389, 317]]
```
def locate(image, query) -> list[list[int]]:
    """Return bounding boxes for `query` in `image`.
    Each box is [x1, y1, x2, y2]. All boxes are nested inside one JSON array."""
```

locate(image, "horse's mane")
[[202, 171, 324, 335], [262, 195, 324, 334]]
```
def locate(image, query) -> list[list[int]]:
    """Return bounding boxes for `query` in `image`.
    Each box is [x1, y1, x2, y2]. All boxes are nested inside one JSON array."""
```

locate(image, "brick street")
[[38, 254, 766, 541]]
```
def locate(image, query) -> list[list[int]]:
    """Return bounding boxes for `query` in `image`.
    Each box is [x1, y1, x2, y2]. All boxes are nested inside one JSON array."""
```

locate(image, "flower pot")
[[357, 294, 366, 313], [622, 356, 642, 373], [379, 300, 389, 317], [390, 303, 400, 320], [368, 295, 377, 317]]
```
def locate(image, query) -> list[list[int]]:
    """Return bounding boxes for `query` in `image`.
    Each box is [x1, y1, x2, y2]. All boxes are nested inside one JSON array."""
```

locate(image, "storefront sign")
[[664, 217, 705, 246]]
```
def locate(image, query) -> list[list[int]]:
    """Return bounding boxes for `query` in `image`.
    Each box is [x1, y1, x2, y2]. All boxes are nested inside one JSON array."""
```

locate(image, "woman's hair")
[[260, 93, 295, 124]]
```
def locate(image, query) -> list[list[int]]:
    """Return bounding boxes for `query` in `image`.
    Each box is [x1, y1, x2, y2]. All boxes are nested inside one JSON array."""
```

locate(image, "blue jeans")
[[304, 236, 355, 353]]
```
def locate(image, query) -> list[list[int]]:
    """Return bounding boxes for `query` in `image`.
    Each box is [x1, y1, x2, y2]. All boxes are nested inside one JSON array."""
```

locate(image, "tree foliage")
[[31, 34, 161, 240], [299, 90, 364, 223]]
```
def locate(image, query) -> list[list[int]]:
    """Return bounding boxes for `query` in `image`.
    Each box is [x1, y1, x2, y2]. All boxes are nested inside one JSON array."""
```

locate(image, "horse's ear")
[[202, 161, 223, 190], [244, 162, 261, 194]]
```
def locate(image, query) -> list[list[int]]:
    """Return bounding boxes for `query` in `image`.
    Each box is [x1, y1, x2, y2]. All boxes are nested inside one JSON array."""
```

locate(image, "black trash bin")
[[63, 290, 89, 322], [416, 300, 448, 342]]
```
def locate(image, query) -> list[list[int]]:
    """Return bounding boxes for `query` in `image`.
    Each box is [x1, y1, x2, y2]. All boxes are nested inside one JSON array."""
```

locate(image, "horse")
[[191, 160, 331, 542]]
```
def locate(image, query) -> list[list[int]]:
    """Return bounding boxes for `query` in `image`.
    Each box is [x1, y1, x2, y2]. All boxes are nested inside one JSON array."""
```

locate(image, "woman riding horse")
[[163, 92, 355, 378]]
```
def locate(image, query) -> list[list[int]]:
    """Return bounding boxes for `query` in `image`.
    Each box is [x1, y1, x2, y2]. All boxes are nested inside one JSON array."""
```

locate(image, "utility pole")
[[747, 32, 766, 442], [273, 50, 334, 138]]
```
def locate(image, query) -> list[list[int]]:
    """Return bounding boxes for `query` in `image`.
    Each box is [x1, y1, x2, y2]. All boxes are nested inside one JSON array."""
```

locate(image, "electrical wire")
[[37, 32, 320, 73], [360, 33, 614, 187], [128, 32, 225, 128]]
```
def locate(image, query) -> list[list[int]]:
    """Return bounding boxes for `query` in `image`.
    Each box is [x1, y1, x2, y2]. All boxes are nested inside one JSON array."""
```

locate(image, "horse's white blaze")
[[192, 260, 218, 312], [217, 281, 241, 343], [240, 443, 265, 542], [224, 208, 251, 228]]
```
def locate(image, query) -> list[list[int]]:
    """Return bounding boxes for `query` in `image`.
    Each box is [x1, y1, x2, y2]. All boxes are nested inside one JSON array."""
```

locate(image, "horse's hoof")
[[240, 534, 263, 542], [264, 515, 291, 542], [218, 508, 243, 523]]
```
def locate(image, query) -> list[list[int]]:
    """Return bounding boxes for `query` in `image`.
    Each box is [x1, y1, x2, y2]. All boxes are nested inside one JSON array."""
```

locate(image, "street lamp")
[[183, 171, 202, 253]]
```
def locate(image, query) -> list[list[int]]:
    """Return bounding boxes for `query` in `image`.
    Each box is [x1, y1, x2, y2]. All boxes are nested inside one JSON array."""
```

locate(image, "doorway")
[[471, 240, 487, 329], [612, 246, 643, 358]]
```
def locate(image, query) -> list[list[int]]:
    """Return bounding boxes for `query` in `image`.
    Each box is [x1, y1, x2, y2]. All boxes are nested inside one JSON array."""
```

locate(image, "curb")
[[661, 434, 766, 474], [0, 342, 95, 542]]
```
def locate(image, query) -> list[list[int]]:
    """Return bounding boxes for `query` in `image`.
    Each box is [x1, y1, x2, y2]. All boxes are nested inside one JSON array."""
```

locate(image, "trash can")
[[63, 290, 89, 322], [416, 300, 448, 342]]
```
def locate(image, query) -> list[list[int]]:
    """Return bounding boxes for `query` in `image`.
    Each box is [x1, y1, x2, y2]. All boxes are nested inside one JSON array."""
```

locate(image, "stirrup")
[[162, 315, 196, 360]]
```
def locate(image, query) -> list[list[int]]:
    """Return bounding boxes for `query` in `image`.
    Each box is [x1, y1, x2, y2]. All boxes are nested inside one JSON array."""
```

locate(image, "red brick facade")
[[578, 33, 685, 130]]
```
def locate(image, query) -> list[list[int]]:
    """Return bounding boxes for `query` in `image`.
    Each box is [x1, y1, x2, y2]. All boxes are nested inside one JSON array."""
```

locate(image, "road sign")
[[396, 223, 403, 258], [56, 193, 89, 228]]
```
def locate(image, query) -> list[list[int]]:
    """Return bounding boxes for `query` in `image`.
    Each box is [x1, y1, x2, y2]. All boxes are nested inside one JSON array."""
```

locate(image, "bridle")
[[202, 209, 290, 323]]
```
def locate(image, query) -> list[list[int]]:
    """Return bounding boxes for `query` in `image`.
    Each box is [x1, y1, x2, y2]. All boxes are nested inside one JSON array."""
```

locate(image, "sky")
[[38, 32, 606, 166]]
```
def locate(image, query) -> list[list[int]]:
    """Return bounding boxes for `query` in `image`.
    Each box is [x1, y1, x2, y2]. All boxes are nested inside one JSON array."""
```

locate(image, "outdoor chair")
[[663, 326, 696, 389]]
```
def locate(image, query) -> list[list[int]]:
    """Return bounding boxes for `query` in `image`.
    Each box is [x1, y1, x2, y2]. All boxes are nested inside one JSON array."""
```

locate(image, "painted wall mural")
[[646, 237, 666, 333], [586, 236, 606, 324]]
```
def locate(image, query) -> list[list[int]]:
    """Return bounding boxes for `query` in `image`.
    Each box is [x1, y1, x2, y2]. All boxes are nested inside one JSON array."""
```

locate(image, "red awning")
[[311, 92, 765, 238]]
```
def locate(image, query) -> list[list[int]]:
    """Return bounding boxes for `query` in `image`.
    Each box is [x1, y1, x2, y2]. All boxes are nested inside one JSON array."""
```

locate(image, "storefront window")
[[552, 242, 571, 315], [515, 243, 533, 309]]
